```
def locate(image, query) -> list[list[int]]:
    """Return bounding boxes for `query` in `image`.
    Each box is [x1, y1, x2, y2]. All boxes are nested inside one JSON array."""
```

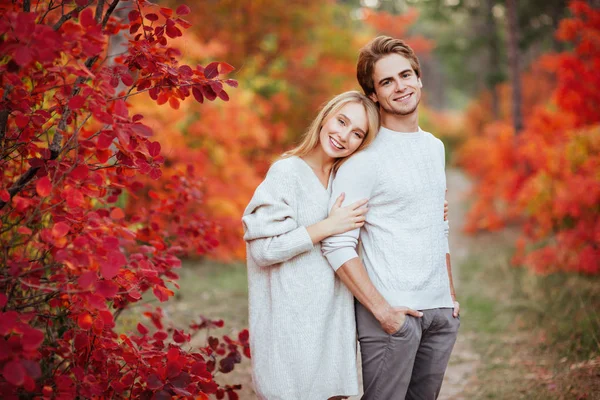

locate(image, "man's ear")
[[417, 77, 423, 88], [368, 91, 378, 103]]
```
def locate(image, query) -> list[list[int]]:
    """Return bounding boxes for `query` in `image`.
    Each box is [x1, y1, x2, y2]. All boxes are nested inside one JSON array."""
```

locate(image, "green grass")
[[457, 236, 600, 399]]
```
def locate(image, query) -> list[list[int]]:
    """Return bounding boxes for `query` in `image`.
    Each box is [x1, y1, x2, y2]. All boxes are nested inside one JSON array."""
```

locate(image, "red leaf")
[[225, 79, 238, 88], [219, 62, 235, 75], [96, 280, 118, 298], [192, 87, 204, 103], [36, 176, 52, 197], [70, 165, 89, 180], [167, 360, 182, 378], [78, 313, 93, 330], [0, 189, 9, 202], [21, 360, 41, 380], [201, 85, 217, 101], [68, 95, 85, 110], [137, 323, 148, 335], [17, 226, 32, 235], [14, 47, 33, 66], [128, 10, 140, 22], [149, 142, 161, 157], [217, 90, 230, 101], [78, 271, 97, 289], [166, 24, 182, 39], [176, 5, 191, 15], [2, 359, 25, 386], [100, 253, 125, 280], [80, 8, 96, 27], [15, 114, 29, 129], [146, 374, 163, 390], [0, 294, 6, 308], [52, 222, 69, 238], [168, 97, 180, 109], [131, 123, 153, 137], [204, 62, 219, 79], [22, 328, 44, 351], [145, 13, 159, 22], [153, 286, 174, 302], [153, 331, 168, 340], [238, 329, 249, 343], [160, 7, 173, 18]]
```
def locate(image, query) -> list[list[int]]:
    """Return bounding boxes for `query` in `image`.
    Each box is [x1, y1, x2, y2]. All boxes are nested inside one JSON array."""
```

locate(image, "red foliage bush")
[[0, 1, 249, 397], [459, 1, 600, 274]]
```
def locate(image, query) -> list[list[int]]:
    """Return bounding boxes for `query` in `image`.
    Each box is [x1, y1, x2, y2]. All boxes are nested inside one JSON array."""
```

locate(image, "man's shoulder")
[[337, 147, 377, 172]]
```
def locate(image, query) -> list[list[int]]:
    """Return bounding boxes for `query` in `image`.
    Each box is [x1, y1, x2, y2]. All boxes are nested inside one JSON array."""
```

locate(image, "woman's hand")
[[327, 193, 368, 235]]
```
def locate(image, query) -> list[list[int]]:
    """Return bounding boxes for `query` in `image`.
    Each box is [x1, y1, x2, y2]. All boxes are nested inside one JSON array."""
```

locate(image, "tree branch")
[[53, 1, 93, 31]]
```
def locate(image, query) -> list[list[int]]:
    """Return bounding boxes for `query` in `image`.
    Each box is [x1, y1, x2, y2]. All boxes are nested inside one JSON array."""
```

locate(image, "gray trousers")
[[356, 301, 460, 400]]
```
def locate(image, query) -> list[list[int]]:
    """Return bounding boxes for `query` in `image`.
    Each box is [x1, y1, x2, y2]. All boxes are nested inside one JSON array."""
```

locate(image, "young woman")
[[242, 91, 448, 399], [242, 91, 379, 400]]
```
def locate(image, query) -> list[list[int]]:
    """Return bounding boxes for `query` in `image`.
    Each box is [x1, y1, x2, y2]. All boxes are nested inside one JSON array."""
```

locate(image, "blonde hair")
[[283, 91, 380, 171]]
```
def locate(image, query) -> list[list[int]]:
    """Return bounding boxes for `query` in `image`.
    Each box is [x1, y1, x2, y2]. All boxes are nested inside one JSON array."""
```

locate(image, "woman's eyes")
[[338, 118, 346, 126]]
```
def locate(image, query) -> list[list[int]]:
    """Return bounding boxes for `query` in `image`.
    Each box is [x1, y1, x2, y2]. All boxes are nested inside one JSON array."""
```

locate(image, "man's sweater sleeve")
[[438, 139, 450, 254], [322, 153, 377, 271]]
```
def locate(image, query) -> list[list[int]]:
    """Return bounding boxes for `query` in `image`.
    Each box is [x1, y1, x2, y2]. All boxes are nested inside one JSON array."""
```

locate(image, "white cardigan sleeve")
[[242, 161, 314, 267]]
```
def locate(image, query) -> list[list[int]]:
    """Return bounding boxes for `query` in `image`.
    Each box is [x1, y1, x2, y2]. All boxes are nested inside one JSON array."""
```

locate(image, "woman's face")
[[319, 102, 369, 159]]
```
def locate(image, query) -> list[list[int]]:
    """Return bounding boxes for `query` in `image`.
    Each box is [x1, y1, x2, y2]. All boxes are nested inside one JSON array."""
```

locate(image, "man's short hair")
[[357, 36, 421, 97]]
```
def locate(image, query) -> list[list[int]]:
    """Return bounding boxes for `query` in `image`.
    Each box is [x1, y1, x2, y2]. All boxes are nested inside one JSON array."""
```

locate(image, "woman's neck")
[[302, 147, 335, 174]]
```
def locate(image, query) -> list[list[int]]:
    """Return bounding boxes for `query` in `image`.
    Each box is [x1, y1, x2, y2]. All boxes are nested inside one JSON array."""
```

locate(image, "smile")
[[329, 137, 345, 150], [394, 93, 412, 102]]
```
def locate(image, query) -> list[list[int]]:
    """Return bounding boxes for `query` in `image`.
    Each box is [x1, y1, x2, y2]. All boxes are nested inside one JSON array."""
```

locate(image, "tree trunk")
[[506, 0, 523, 133], [485, 0, 501, 120]]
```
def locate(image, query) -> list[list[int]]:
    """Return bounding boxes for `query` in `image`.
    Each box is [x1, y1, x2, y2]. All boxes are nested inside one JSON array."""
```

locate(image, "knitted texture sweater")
[[242, 156, 359, 400], [322, 127, 454, 311]]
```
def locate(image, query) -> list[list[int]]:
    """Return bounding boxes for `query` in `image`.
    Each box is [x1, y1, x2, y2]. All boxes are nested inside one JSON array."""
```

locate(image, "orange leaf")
[[77, 313, 93, 330], [110, 207, 125, 220]]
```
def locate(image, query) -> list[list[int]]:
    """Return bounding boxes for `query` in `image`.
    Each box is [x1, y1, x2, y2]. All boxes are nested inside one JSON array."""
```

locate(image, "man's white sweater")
[[322, 127, 454, 310]]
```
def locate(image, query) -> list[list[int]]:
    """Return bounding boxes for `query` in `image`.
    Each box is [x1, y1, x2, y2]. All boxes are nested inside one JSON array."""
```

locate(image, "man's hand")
[[377, 306, 423, 334], [452, 300, 460, 318], [444, 199, 449, 221]]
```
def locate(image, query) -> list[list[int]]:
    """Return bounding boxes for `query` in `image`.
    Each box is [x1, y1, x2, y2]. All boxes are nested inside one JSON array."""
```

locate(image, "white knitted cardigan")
[[242, 156, 359, 400]]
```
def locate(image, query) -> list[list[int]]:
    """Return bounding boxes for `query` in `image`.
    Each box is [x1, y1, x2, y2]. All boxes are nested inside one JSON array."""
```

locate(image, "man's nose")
[[394, 79, 406, 91]]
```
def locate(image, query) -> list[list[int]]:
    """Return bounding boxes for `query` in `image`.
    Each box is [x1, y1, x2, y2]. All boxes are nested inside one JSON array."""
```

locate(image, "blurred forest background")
[[1, 0, 598, 398]]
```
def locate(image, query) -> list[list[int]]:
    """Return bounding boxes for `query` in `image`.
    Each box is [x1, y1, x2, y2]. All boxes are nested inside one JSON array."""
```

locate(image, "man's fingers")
[[401, 308, 423, 318]]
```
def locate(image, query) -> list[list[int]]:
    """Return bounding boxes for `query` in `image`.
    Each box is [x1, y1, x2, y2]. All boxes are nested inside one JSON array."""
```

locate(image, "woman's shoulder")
[[261, 156, 303, 187]]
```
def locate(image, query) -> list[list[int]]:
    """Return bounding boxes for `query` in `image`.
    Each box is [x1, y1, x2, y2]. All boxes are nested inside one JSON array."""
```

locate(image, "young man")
[[322, 36, 460, 399]]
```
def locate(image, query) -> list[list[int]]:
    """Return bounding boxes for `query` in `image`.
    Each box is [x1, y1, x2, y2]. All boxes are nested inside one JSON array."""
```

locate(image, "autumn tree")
[[459, 1, 600, 274], [0, 1, 249, 397]]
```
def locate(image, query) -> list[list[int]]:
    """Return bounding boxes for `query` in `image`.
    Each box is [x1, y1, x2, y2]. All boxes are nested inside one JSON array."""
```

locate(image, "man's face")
[[369, 53, 422, 117]]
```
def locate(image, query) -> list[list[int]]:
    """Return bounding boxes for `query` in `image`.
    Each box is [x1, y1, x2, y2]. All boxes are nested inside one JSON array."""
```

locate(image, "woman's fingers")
[[333, 192, 345, 209], [349, 198, 368, 210]]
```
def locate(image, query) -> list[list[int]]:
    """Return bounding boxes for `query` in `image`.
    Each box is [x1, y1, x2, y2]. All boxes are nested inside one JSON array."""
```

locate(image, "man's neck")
[[380, 110, 419, 133]]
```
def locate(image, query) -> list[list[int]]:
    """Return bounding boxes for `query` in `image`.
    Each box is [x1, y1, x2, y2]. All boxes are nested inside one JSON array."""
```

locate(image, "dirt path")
[[135, 168, 481, 399], [437, 168, 480, 399]]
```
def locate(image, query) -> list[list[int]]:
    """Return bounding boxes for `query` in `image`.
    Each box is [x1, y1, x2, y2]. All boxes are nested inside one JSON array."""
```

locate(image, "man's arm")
[[336, 257, 423, 334], [446, 253, 460, 317]]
